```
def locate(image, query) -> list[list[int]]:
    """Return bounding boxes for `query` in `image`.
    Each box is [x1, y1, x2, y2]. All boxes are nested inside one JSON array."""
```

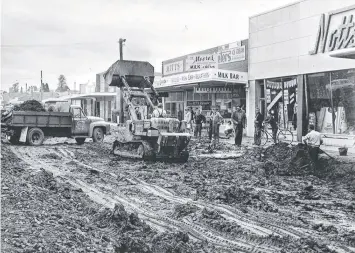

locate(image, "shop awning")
[[155, 69, 248, 90], [69, 92, 116, 99], [328, 48, 355, 59]]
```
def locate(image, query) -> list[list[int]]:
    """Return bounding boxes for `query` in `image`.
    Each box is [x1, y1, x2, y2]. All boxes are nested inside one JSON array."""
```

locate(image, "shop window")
[[176, 92, 183, 101], [164, 103, 171, 115], [170, 92, 177, 101], [187, 91, 193, 100], [194, 93, 201, 100], [200, 93, 208, 100], [307, 69, 355, 135]]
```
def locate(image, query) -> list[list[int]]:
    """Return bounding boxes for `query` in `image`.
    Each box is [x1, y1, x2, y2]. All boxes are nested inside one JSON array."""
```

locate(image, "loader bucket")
[[104, 60, 155, 88]]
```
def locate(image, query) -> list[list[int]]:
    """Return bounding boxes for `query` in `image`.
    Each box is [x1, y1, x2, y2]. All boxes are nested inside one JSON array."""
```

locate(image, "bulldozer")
[[104, 60, 191, 162]]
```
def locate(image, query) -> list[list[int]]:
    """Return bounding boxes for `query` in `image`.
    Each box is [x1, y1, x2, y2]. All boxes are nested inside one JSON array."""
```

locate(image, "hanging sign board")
[[187, 101, 211, 110]]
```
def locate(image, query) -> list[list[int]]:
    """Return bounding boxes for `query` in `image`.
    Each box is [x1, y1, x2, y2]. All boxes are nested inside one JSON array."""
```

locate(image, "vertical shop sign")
[[266, 89, 271, 103], [284, 90, 289, 104]]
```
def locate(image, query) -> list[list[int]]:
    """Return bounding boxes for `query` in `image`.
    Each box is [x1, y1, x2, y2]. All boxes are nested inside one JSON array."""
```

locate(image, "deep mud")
[[1, 137, 355, 253]]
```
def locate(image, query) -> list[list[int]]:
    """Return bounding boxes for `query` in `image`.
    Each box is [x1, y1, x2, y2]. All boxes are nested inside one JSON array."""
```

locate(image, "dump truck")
[[1, 105, 110, 146], [103, 60, 191, 162]]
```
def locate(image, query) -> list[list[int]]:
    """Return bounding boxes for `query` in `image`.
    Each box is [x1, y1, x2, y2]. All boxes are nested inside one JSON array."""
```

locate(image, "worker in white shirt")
[[303, 124, 323, 167], [152, 103, 167, 118]]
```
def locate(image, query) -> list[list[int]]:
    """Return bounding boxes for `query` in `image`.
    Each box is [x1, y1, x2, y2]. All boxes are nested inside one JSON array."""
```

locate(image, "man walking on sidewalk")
[[232, 106, 246, 147], [303, 124, 323, 168]]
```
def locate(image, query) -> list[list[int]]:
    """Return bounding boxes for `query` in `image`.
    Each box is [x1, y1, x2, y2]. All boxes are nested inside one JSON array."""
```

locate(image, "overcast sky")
[[1, 0, 296, 91]]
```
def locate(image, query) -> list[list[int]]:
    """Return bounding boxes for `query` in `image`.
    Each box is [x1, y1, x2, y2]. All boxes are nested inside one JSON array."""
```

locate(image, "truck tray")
[[10, 111, 72, 128]]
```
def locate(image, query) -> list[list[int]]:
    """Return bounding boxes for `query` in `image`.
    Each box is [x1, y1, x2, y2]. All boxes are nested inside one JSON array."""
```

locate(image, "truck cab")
[[69, 105, 111, 144]]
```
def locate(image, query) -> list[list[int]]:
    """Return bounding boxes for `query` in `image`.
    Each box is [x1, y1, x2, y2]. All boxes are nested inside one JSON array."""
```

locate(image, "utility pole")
[[118, 38, 126, 124], [40, 70, 43, 101]]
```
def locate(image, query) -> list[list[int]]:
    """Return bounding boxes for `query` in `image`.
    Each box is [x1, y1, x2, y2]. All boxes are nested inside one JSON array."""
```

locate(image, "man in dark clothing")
[[264, 111, 278, 143], [194, 110, 206, 140], [254, 108, 264, 145], [177, 108, 183, 121], [232, 106, 246, 147]]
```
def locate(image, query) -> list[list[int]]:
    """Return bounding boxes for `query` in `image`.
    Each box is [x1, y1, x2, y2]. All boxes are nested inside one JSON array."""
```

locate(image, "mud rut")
[[11, 143, 355, 253]]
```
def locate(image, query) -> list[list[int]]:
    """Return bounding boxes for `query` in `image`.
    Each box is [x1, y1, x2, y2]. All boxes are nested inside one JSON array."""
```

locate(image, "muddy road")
[[2, 137, 355, 253]]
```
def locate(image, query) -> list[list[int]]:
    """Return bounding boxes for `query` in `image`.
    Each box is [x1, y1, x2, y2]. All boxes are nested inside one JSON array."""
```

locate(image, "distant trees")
[[41, 83, 50, 92], [56, 74, 70, 92], [10, 82, 19, 93], [28, 86, 38, 92]]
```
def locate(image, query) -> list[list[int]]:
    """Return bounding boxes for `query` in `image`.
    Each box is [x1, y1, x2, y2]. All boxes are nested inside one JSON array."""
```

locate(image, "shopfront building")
[[248, 0, 355, 145], [156, 40, 248, 120]]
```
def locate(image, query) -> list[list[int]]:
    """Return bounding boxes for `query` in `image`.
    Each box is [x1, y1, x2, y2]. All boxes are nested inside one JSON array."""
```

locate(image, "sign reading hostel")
[[185, 53, 218, 71], [310, 6, 355, 55]]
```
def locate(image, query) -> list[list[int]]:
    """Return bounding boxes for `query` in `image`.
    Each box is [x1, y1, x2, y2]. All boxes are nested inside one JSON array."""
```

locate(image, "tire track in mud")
[[134, 178, 303, 238], [12, 146, 278, 253]]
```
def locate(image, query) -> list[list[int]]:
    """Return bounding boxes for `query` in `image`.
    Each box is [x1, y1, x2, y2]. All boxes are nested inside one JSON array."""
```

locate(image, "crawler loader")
[[104, 60, 191, 162]]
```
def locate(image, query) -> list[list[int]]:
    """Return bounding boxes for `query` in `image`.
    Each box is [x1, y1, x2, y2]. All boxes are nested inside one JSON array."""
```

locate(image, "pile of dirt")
[[41, 153, 62, 160], [198, 185, 278, 212], [28, 168, 58, 191], [94, 203, 201, 253], [264, 143, 315, 176], [151, 231, 194, 253], [13, 100, 45, 112], [173, 203, 199, 218]]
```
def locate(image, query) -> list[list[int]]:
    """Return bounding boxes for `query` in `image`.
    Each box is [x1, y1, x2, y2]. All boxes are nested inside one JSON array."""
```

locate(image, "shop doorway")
[[265, 76, 298, 131]]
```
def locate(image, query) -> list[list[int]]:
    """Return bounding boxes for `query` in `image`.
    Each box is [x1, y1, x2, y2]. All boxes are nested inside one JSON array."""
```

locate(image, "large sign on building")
[[310, 5, 355, 55], [156, 69, 248, 88], [162, 40, 247, 77], [163, 60, 184, 75], [218, 44, 246, 64], [185, 53, 218, 71]]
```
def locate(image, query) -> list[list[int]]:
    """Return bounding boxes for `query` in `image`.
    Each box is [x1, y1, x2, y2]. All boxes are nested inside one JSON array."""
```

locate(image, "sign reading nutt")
[[310, 6, 355, 55]]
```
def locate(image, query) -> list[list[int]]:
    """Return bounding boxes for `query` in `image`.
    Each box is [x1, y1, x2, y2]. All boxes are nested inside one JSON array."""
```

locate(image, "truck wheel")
[[92, 127, 104, 142], [9, 135, 20, 145], [27, 128, 45, 146], [75, 138, 86, 145]]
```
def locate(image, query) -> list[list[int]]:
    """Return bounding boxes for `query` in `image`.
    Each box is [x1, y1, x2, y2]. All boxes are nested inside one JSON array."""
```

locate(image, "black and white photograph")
[[1, 0, 355, 252]]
